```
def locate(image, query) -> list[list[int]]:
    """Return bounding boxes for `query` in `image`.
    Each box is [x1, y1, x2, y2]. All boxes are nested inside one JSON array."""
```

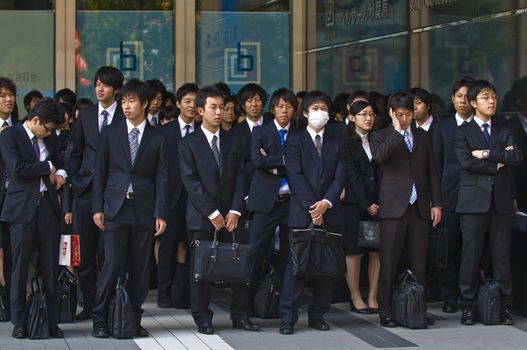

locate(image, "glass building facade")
[[1, 0, 526, 113]]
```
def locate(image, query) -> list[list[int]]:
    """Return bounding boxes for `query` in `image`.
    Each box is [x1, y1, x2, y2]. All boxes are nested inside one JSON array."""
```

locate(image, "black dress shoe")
[[442, 303, 458, 313], [75, 308, 93, 321], [380, 316, 397, 327], [49, 325, 64, 338], [501, 308, 514, 326], [279, 324, 294, 335], [460, 309, 476, 325], [233, 319, 260, 331], [350, 303, 373, 314], [198, 321, 214, 335], [12, 325, 27, 339], [157, 299, 172, 308], [136, 325, 149, 337], [92, 325, 109, 338], [308, 319, 330, 331]]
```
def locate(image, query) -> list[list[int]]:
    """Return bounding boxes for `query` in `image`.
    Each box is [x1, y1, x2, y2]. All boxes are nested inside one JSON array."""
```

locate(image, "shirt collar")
[[246, 116, 264, 132], [474, 115, 491, 129], [306, 125, 324, 141], [273, 119, 290, 132], [98, 101, 118, 117], [1, 115, 13, 126], [416, 115, 434, 131], [455, 113, 473, 126], [126, 119, 147, 134], [178, 116, 195, 131], [23, 121, 36, 140], [355, 129, 368, 142], [201, 124, 220, 144]]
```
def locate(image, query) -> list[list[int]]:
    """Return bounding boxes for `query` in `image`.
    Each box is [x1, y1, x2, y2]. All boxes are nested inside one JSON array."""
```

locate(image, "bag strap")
[[404, 269, 419, 283]]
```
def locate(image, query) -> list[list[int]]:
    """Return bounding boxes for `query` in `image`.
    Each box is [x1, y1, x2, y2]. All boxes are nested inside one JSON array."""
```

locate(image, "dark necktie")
[[2, 122, 8, 183], [183, 124, 191, 137], [101, 110, 109, 130], [314, 134, 322, 157], [278, 129, 288, 188], [32, 136, 40, 160], [461, 120, 469, 125], [151, 116, 158, 127], [482, 123, 490, 146], [211, 135, 222, 171], [129, 128, 139, 165], [403, 131, 417, 204]]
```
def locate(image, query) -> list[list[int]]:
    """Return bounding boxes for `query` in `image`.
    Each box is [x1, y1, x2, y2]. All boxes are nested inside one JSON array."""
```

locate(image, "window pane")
[[76, 0, 173, 11]]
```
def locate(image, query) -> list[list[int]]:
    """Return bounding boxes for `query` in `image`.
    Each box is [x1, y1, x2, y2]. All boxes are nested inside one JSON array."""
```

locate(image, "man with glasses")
[[0, 98, 66, 339], [454, 80, 522, 326]]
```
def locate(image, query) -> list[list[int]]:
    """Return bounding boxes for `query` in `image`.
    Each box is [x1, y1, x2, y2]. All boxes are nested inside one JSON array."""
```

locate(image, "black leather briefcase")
[[58, 268, 78, 323], [253, 267, 281, 319], [108, 273, 136, 339], [477, 271, 501, 325], [27, 276, 50, 339], [392, 269, 428, 329]]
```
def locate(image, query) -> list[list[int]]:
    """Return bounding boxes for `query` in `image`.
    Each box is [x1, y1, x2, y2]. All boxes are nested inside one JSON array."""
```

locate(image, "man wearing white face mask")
[[279, 91, 347, 335]]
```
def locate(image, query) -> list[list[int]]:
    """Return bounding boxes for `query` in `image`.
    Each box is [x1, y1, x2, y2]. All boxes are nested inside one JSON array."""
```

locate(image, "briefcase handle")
[[211, 231, 240, 263], [398, 269, 419, 285]]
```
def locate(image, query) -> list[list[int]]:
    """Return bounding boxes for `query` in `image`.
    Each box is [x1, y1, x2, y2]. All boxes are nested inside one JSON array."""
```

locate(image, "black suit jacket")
[[179, 127, 245, 231], [504, 114, 527, 211], [370, 126, 442, 220], [246, 122, 298, 213], [68, 104, 125, 197], [92, 121, 168, 227], [284, 129, 346, 228], [453, 119, 522, 214], [0, 124, 61, 223], [343, 134, 379, 209], [0, 119, 20, 200]]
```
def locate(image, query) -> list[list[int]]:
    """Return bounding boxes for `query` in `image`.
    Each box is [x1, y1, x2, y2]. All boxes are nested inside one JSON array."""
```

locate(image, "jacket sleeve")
[[284, 135, 318, 210], [453, 127, 498, 175], [91, 128, 109, 214], [67, 111, 86, 176], [370, 127, 404, 163], [347, 143, 373, 210], [487, 127, 523, 166], [323, 139, 347, 206], [251, 127, 286, 170], [426, 133, 443, 208], [154, 136, 169, 220], [230, 145, 246, 214]]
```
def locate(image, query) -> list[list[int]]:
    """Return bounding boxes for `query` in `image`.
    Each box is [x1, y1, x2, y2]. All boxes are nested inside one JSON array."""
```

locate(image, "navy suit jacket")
[[247, 122, 298, 213], [92, 121, 168, 227], [0, 124, 61, 223], [504, 114, 527, 211], [284, 128, 346, 228], [179, 127, 245, 231], [68, 104, 125, 197], [453, 119, 522, 214]]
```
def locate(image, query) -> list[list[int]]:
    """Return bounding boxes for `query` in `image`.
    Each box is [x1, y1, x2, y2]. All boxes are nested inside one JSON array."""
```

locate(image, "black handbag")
[[0, 284, 9, 322], [193, 231, 253, 284], [391, 269, 428, 329], [27, 276, 50, 339], [253, 267, 281, 319], [477, 271, 501, 325], [357, 221, 380, 249], [171, 264, 191, 309], [427, 226, 448, 268], [108, 273, 136, 339], [58, 268, 78, 323], [290, 224, 346, 281]]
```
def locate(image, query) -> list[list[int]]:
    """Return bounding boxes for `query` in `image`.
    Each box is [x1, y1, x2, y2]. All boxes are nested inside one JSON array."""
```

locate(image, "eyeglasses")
[[275, 104, 294, 110], [356, 112, 376, 118], [40, 122, 55, 134], [476, 95, 498, 101]]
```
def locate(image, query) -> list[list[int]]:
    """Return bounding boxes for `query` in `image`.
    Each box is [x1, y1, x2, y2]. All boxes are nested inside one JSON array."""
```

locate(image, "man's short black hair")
[[28, 97, 65, 126], [409, 87, 432, 109], [452, 76, 477, 96], [175, 83, 199, 103], [468, 80, 497, 102], [346, 90, 369, 106], [269, 88, 297, 111], [93, 66, 124, 90], [73, 97, 94, 116], [237, 83, 267, 108], [164, 91, 177, 106], [120, 79, 151, 112], [145, 79, 167, 102], [23, 90, 43, 112], [196, 86, 223, 109], [214, 82, 231, 98], [301, 90, 333, 115], [159, 105, 179, 122], [388, 91, 414, 111], [55, 88, 76, 106], [0, 77, 16, 96], [295, 90, 306, 99]]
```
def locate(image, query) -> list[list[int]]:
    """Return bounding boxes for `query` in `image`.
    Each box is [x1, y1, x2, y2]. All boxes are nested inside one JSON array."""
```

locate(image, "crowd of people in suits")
[[0, 66, 525, 339]]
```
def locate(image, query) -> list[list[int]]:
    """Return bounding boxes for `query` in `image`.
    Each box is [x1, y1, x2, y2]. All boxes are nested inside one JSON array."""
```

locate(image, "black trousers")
[[279, 224, 341, 326], [188, 228, 250, 326], [459, 202, 513, 310], [157, 199, 187, 301], [436, 210, 462, 304], [0, 193, 12, 291], [249, 199, 290, 278], [10, 194, 60, 326], [92, 199, 153, 328], [73, 188, 103, 311], [378, 203, 429, 318]]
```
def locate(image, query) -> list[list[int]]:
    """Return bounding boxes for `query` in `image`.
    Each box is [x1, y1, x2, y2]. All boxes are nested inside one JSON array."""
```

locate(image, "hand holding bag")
[[290, 223, 346, 280], [108, 273, 136, 339], [357, 221, 380, 249], [193, 231, 253, 284]]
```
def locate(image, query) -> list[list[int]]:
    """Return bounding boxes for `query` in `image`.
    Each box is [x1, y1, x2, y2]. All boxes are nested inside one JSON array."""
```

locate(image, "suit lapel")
[[118, 122, 132, 166], [133, 123, 152, 167], [16, 124, 36, 160], [196, 128, 220, 175], [468, 119, 487, 148], [490, 122, 499, 150], [301, 130, 319, 164]]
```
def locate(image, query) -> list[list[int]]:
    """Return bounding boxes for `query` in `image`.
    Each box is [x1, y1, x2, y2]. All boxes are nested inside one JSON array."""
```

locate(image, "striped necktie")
[[403, 131, 417, 205]]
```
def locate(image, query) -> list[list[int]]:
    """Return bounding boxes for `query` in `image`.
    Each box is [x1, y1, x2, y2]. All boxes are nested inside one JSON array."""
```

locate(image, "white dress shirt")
[[98, 101, 118, 131], [415, 115, 434, 132], [474, 116, 492, 136], [455, 113, 474, 126], [246, 116, 264, 133], [178, 116, 195, 137], [356, 129, 372, 161]]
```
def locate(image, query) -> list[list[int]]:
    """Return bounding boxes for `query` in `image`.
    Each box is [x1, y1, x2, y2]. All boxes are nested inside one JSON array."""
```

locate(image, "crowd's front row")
[[0, 73, 521, 340]]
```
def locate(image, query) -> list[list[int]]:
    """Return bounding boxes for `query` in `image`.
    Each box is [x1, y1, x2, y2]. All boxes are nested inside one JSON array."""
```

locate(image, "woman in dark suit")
[[343, 100, 380, 313]]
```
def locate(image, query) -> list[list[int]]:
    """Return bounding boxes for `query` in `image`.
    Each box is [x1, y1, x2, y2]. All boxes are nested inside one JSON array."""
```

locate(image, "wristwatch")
[[482, 150, 490, 159]]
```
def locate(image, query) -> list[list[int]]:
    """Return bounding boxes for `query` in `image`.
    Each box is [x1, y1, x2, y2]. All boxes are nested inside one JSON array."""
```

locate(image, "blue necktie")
[[183, 125, 191, 138], [101, 110, 109, 130], [278, 129, 287, 188], [482, 123, 490, 147], [31, 136, 40, 160], [403, 131, 417, 205], [211, 135, 222, 175]]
